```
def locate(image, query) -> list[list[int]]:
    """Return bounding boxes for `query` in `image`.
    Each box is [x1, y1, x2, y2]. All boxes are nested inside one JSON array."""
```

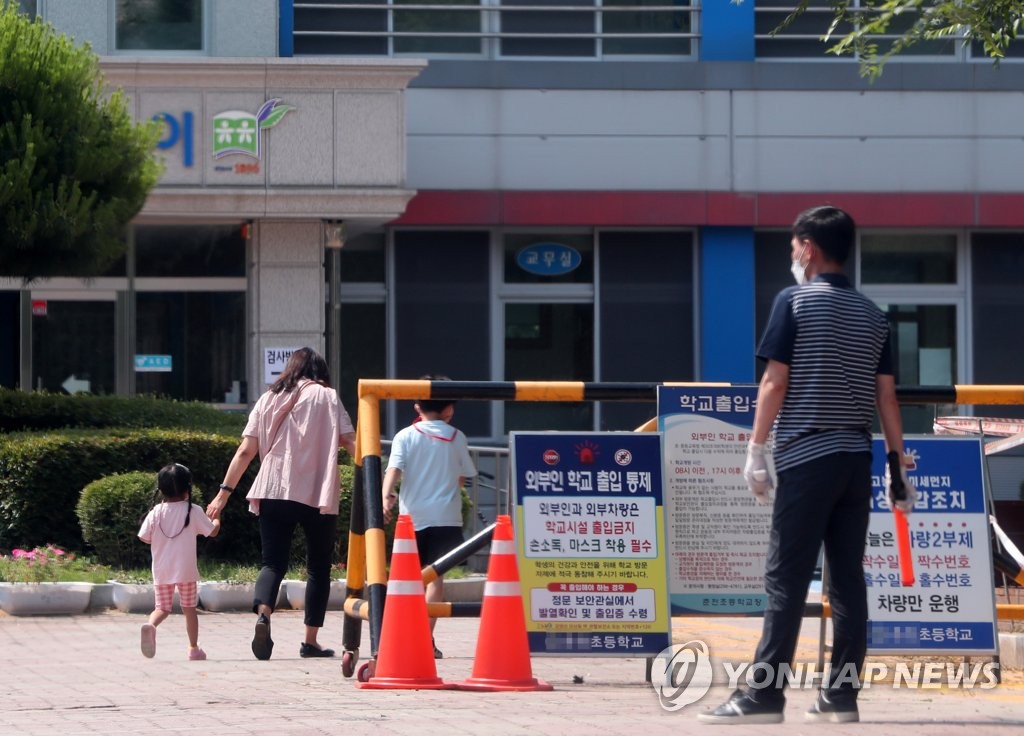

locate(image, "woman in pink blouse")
[[207, 347, 356, 661]]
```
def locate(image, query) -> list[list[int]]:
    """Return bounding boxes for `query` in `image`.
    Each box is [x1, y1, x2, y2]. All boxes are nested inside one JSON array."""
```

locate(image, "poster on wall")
[[866, 436, 997, 655], [511, 432, 671, 657], [657, 385, 773, 615]]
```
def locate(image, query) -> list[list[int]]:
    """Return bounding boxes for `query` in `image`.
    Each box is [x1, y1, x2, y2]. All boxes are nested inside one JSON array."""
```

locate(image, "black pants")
[[748, 451, 872, 706], [253, 499, 337, 628]]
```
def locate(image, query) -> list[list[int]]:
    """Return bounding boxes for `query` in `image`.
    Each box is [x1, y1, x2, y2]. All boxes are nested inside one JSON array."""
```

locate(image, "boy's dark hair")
[[791, 205, 856, 265], [271, 346, 331, 393], [416, 374, 456, 414]]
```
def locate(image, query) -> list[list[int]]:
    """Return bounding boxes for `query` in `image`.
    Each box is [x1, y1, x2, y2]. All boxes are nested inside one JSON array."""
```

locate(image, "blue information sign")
[[866, 436, 997, 654]]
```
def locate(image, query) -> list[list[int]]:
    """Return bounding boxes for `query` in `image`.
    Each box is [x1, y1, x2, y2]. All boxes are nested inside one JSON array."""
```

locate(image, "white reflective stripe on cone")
[[490, 540, 516, 555], [392, 538, 418, 554], [484, 581, 521, 597], [387, 580, 425, 595]]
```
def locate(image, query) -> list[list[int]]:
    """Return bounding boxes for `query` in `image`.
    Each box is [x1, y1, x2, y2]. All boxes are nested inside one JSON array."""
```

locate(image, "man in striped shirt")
[[700, 206, 911, 725]]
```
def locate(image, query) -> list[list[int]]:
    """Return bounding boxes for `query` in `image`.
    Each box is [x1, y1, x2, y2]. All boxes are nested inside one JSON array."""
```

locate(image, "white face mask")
[[790, 246, 808, 285]]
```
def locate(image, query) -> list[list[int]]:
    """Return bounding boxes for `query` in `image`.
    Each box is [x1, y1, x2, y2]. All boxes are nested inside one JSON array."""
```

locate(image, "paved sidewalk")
[[0, 609, 1021, 735]]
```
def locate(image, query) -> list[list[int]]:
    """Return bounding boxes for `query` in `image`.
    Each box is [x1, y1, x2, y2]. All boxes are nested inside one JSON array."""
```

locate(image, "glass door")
[[30, 292, 117, 395], [877, 303, 959, 434]]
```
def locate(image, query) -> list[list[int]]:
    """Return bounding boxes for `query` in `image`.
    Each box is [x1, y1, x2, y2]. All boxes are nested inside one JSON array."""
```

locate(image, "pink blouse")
[[242, 380, 355, 515]]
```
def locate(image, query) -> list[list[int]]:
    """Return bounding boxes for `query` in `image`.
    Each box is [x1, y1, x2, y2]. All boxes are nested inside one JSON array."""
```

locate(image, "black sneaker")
[[697, 689, 784, 725], [805, 691, 859, 723], [252, 614, 274, 661], [299, 642, 335, 658]]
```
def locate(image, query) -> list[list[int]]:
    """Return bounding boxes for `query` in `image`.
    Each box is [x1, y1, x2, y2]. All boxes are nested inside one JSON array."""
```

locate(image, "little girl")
[[138, 463, 221, 660]]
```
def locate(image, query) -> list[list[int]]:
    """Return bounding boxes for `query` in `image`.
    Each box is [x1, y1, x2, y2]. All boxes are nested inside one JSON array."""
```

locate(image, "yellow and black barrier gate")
[[340, 380, 1024, 680]]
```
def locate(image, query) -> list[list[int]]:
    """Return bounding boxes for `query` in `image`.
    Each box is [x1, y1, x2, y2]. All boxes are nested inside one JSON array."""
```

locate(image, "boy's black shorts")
[[415, 525, 465, 568]]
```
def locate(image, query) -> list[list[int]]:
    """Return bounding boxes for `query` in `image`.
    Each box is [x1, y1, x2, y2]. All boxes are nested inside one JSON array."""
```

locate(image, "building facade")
[[3, 2, 1023, 496]]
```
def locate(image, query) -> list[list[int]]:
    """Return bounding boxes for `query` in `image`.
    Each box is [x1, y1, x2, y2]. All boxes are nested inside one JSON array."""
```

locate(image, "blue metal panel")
[[700, 227, 755, 381], [279, 0, 294, 57], [701, 0, 754, 61]]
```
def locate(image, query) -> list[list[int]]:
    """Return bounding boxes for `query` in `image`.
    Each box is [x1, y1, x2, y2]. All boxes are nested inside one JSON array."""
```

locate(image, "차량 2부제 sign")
[[866, 436, 997, 655], [511, 432, 671, 657]]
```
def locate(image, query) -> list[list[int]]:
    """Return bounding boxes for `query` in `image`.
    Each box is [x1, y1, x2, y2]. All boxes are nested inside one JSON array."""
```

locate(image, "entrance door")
[[29, 292, 117, 395], [878, 302, 960, 433]]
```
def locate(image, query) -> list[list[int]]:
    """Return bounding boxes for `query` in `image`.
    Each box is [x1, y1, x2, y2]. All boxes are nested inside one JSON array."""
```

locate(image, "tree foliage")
[[772, 1, 1024, 80], [0, 4, 162, 281]]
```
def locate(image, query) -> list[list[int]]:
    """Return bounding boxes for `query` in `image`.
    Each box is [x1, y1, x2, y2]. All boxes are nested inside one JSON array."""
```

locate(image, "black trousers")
[[253, 498, 337, 629], [748, 451, 872, 706]]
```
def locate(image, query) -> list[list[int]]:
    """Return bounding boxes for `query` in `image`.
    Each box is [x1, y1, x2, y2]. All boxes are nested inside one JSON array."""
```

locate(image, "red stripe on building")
[[393, 191, 1024, 228]]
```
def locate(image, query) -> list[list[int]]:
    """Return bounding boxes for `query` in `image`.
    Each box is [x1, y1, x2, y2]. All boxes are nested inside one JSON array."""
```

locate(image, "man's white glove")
[[884, 450, 917, 514], [743, 441, 773, 504]]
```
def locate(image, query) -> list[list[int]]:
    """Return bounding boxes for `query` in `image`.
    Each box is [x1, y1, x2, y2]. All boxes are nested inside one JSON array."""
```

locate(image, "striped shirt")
[[757, 272, 892, 472]]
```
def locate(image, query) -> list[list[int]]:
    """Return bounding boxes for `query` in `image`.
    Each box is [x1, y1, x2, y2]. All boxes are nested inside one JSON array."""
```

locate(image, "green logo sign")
[[212, 99, 294, 159]]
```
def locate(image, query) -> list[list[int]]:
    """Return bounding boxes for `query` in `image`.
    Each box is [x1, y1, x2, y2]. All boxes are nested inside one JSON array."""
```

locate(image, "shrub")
[[0, 428, 258, 555], [0, 388, 246, 435], [77, 471, 186, 569], [77, 471, 154, 568]]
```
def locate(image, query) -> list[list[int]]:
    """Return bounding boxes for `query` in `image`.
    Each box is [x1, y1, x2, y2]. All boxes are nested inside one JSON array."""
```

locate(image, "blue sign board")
[[512, 432, 671, 656], [866, 436, 996, 654], [516, 242, 582, 276], [134, 354, 172, 373]]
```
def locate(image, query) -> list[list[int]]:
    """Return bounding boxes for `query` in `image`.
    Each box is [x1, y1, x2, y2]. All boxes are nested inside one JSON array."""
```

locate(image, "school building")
[[2, 1, 1022, 498]]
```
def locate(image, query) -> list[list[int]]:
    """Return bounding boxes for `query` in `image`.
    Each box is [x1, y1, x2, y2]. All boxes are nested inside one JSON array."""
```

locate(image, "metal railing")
[[293, 1, 699, 59]]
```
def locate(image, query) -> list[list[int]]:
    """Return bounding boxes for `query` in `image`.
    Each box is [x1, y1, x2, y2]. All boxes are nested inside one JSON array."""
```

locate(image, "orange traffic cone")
[[456, 514, 552, 692], [357, 514, 449, 690]]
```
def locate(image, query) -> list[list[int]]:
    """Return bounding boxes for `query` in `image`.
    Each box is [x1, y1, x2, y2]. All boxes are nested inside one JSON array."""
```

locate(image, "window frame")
[[110, 0, 210, 56]]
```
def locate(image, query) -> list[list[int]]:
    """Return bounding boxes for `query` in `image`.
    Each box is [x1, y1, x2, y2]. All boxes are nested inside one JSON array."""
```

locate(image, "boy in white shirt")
[[382, 381, 477, 658]]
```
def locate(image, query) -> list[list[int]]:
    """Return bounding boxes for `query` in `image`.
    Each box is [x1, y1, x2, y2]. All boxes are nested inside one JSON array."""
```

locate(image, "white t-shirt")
[[138, 501, 217, 585], [386, 419, 477, 530]]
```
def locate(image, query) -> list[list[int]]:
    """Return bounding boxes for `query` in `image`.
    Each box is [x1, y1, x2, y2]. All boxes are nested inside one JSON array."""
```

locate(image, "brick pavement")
[[0, 609, 1022, 735]]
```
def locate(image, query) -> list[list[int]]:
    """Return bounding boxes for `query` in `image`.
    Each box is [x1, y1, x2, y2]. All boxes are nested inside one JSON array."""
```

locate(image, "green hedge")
[[75, 468, 359, 570], [77, 471, 197, 569], [0, 428, 258, 555], [0, 427, 367, 567], [0, 388, 247, 435]]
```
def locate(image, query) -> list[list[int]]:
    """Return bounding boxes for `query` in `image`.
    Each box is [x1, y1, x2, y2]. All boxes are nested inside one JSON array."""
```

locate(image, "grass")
[[0, 546, 112, 584]]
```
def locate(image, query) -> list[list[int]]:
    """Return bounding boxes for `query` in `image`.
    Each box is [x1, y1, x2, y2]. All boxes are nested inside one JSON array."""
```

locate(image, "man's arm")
[[751, 359, 790, 444], [875, 373, 904, 456]]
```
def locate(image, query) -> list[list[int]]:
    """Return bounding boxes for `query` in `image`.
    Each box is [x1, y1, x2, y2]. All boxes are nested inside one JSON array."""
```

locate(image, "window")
[[858, 232, 965, 433], [598, 230, 694, 430], [971, 233, 1024, 419], [393, 231, 491, 438], [134, 224, 247, 404], [500, 0, 596, 57], [136, 293, 245, 403], [293, 0, 695, 59], [134, 224, 245, 278], [115, 0, 204, 52], [861, 233, 957, 285], [755, 1, 954, 60]]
